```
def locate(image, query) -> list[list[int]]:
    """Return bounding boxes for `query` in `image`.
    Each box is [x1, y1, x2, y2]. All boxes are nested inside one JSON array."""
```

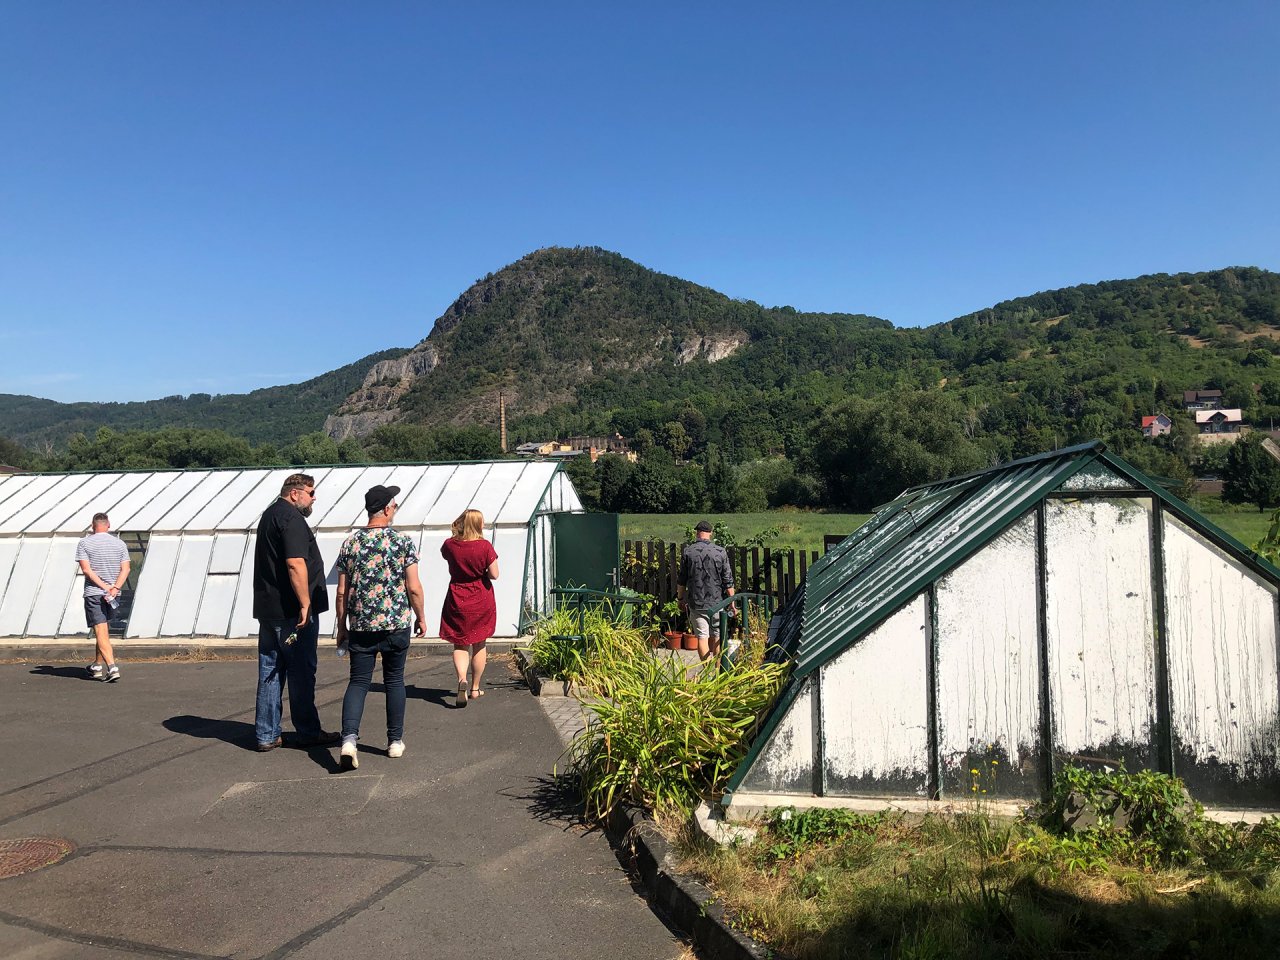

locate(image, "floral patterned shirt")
[[336, 527, 420, 631]]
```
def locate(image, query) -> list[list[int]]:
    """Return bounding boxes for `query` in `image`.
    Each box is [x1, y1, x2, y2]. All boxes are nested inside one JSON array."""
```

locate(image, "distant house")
[[566, 433, 636, 462], [1140, 414, 1172, 438], [515, 440, 573, 458], [1183, 389, 1223, 411], [1195, 409, 1243, 435], [0, 464, 22, 475]]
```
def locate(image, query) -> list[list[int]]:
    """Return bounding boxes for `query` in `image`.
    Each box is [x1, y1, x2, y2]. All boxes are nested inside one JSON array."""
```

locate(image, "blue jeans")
[[255, 616, 323, 745], [341, 628, 410, 743]]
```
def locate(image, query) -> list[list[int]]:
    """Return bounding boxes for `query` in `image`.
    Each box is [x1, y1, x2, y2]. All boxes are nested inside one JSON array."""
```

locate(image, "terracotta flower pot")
[[682, 632, 700, 651], [663, 631, 683, 650]]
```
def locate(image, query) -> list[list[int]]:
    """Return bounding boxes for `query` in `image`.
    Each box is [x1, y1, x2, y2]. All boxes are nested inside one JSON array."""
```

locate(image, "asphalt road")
[[0, 655, 684, 960]]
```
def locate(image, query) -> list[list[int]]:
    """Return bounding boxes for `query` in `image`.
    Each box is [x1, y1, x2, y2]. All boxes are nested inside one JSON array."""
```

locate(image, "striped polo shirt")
[[75, 532, 129, 598]]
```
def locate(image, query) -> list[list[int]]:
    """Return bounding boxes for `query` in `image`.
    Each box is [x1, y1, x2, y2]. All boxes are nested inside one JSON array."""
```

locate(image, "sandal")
[[456, 681, 468, 708], [469, 688, 485, 699]]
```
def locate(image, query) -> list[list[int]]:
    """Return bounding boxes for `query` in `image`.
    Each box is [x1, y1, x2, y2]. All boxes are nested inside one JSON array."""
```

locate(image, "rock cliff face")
[[324, 346, 440, 440], [325, 246, 754, 439], [676, 334, 748, 364]]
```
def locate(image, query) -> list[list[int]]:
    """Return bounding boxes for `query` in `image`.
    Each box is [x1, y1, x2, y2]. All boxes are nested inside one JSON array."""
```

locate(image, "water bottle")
[[336, 642, 348, 659]]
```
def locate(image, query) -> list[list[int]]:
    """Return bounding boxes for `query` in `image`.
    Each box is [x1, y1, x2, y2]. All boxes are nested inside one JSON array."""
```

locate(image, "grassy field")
[[621, 503, 1274, 554], [620, 512, 870, 554]]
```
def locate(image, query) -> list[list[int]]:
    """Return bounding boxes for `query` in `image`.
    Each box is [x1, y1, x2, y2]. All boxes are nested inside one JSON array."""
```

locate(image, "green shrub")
[[567, 647, 788, 819]]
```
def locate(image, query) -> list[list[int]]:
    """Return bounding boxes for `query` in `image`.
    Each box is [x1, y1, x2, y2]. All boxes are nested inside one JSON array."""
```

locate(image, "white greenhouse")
[[727, 442, 1280, 813], [0, 461, 582, 641]]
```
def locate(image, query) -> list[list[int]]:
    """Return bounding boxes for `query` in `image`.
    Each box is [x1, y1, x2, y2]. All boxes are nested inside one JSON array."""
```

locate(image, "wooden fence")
[[620, 539, 821, 610]]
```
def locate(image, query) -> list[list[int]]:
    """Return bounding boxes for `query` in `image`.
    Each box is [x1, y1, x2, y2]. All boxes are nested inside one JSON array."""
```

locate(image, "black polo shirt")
[[252, 498, 329, 620]]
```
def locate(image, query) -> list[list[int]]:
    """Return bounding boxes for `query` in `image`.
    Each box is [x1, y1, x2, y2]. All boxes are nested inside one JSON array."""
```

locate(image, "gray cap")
[[694, 520, 713, 533]]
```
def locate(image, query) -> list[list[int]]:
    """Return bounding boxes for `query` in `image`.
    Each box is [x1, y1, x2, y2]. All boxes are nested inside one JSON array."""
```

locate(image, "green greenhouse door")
[[553, 512, 619, 592]]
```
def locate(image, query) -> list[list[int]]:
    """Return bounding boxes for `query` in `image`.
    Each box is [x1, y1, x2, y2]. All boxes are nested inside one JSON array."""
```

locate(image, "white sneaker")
[[340, 739, 358, 770], [387, 741, 405, 759]]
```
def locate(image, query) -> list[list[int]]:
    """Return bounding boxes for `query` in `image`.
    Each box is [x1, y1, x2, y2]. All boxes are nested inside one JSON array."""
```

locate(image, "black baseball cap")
[[694, 520, 713, 533], [365, 485, 400, 514]]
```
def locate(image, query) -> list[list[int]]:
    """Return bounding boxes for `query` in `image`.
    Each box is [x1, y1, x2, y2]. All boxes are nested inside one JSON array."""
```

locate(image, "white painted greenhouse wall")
[[741, 677, 817, 794], [1163, 515, 1280, 778], [0, 463, 580, 639], [821, 594, 930, 795], [935, 513, 1041, 788], [1045, 498, 1157, 762]]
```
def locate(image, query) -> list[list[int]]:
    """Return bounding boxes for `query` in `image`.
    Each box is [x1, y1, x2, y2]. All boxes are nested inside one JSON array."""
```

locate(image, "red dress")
[[439, 537, 499, 645]]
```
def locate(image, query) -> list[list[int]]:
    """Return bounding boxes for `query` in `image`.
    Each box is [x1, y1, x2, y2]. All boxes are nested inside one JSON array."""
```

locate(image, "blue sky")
[[2, 2, 1277, 403]]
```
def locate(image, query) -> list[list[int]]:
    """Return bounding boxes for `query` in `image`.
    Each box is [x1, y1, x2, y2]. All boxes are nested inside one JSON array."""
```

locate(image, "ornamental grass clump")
[[566, 642, 788, 820], [526, 607, 650, 693]]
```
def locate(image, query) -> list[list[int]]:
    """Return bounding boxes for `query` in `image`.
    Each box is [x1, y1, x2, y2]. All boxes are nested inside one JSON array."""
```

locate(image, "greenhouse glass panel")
[[431, 464, 497, 526], [3, 475, 83, 531], [126, 536, 181, 637], [821, 594, 930, 796], [0, 475, 64, 527], [935, 512, 1043, 798], [1056, 462, 1134, 492], [416, 530, 452, 636], [0, 539, 53, 635], [314, 466, 393, 530], [208, 534, 248, 574], [194, 575, 238, 637], [98, 473, 172, 530], [1046, 497, 1157, 771], [27, 472, 130, 534], [227, 535, 258, 637], [186, 471, 274, 531], [491, 527, 528, 637], [1163, 514, 1280, 803], [391, 467, 455, 527], [497, 465, 553, 524], [153, 474, 237, 530], [160, 536, 215, 635], [119, 472, 211, 530], [25, 539, 81, 636], [56, 569, 89, 636], [468, 462, 526, 521], [218, 470, 297, 530], [314, 532, 352, 637]]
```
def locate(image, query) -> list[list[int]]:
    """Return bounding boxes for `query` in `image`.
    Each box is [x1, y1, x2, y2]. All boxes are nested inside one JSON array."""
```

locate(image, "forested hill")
[[324, 246, 891, 438], [361, 252, 1280, 469], [0, 348, 407, 449], [4, 248, 1280, 508]]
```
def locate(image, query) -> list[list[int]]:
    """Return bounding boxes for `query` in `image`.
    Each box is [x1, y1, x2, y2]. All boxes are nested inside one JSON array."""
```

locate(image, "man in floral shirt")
[[334, 484, 427, 770]]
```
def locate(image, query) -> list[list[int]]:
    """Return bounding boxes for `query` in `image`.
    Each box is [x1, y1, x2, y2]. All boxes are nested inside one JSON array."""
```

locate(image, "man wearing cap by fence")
[[677, 520, 736, 662]]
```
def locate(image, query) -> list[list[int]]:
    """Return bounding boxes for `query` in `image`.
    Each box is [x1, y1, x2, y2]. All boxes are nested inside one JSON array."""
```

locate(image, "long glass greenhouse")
[[0, 461, 581, 640]]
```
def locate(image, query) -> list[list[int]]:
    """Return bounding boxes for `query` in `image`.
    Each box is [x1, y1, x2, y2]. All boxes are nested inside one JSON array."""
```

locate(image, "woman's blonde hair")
[[452, 508, 485, 541]]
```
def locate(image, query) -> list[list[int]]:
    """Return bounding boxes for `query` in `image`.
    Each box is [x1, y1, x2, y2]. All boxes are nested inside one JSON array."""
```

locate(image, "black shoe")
[[292, 730, 341, 747], [256, 737, 283, 752]]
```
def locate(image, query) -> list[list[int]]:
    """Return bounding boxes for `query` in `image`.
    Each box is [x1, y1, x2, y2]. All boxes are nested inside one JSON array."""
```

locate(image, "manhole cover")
[[0, 837, 76, 880]]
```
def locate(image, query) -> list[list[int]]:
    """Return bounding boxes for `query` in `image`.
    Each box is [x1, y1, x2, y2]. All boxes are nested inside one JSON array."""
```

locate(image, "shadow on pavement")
[[163, 714, 259, 750], [29, 664, 99, 681], [405, 683, 455, 709], [510, 775, 594, 831]]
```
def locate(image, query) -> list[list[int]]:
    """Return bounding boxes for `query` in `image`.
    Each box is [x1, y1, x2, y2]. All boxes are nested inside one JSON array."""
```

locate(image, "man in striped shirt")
[[76, 512, 131, 682]]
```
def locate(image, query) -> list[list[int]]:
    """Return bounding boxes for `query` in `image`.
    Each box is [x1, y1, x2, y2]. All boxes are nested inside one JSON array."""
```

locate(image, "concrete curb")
[[606, 804, 771, 960], [512, 647, 577, 697], [0, 639, 519, 661]]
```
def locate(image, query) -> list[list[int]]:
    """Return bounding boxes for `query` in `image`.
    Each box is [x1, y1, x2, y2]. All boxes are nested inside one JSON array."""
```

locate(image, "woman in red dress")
[[439, 508, 499, 707]]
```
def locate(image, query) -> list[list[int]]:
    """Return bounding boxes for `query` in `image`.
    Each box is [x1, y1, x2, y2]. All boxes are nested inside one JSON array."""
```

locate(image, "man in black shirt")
[[252, 473, 338, 751]]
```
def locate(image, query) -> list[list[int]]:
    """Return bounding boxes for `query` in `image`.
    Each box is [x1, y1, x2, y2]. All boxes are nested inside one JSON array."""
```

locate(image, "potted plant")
[[657, 599, 684, 650]]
